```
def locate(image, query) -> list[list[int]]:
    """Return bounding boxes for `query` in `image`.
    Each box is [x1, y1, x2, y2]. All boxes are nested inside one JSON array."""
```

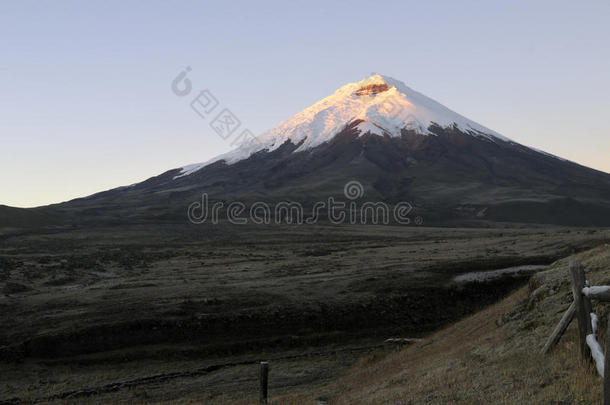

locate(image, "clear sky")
[[1, 0, 609, 208]]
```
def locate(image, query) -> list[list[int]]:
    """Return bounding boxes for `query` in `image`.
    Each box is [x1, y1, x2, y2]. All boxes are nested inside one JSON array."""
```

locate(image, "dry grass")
[[325, 288, 601, 405], [3, 228, 609, 405], [235, 244, 610, 405], [52, 245, 610, 405]]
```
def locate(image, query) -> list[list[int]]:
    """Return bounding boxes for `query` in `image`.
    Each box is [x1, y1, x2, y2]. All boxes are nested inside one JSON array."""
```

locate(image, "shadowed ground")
[[0, 223, 608, 403]]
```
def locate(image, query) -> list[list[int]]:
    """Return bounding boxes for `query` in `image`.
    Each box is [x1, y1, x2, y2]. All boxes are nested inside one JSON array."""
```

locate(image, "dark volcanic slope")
[[55, 123, 610, 227]]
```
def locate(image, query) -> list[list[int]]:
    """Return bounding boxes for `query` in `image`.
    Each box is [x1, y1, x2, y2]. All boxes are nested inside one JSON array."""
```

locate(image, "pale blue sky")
[[1, 0, 609, 207]]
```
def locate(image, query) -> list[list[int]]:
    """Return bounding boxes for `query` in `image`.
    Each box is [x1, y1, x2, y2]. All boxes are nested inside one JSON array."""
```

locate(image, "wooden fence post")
[[541, 301, 576, 354], [259, 361, 269, 404], [570, 260, 593, 360], [604, 319, 610, 405]]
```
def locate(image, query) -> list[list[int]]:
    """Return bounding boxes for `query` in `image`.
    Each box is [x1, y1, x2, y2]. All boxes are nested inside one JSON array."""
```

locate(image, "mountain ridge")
[[23, 74, 610, 227], [176, 74, 515, 177]]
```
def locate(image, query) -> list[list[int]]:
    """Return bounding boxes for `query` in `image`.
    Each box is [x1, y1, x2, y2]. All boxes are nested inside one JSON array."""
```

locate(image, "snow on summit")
[[177, 74, 511, 177]]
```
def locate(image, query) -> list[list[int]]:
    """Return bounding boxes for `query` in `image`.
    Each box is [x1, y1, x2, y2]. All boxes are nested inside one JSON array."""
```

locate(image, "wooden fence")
[[542, 261, 610, 404], [259, 361, 269, 404], [261, 261, 610, 404]]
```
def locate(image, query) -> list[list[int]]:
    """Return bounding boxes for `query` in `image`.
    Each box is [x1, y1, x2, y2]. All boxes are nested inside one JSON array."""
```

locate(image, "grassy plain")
[[0, 223, 608, 403]]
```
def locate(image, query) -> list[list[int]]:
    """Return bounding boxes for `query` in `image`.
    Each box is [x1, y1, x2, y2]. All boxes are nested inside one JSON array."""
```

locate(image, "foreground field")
[[0, 223, 609, 403], [239, 243, 610, 405]]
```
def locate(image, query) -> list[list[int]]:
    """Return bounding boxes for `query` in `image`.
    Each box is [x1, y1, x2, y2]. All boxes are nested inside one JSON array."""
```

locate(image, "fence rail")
[[543, 260, 610, 404]]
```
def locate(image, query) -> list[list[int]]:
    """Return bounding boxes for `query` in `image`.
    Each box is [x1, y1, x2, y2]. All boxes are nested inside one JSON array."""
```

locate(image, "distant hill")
[[0, 205, 65, 229]]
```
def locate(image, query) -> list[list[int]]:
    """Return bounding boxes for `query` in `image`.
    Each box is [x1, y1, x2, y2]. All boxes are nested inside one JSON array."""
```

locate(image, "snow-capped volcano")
[[178, 74, 510, 177], [57, 72, 610, 227]]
